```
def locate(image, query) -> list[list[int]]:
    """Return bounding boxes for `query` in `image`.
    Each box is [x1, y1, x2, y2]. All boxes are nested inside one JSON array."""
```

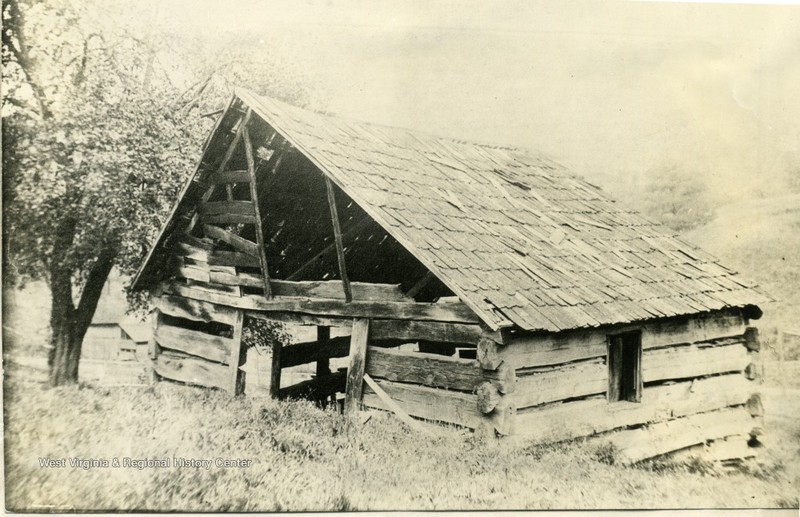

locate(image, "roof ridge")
[[235, 87, 526, 154]]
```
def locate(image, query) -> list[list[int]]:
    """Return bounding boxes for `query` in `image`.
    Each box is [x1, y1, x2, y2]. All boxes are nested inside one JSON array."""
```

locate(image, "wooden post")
[[324, 176, 352, 302], [228, 310, 246, 395], [316, 326, 331, 377], [147, 309, 161, 385], [243, 123, 272, 299], [344, 318, 370, 415], [269, 340, 283, 398]]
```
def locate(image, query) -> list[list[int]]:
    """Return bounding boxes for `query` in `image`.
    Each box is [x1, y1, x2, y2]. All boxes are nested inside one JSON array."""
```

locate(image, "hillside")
[[683, 193, 800, 340]]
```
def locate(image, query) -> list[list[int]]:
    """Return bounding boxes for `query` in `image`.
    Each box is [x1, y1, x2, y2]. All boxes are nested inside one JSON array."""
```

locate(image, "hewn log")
[[604, 407, 756, 464], [344, 318, 370, 415], [370, 318, 484, 344], [155, 352, 229, 390], [504, 313, 748, 371], [176, 241, 209, 262], [515, 374, 753, 443], [164, 283, 481, 324], [177, 265, 262, 290], [363, 373, 432, 435], [746, 393, 764, 417], [202, 224, 260, 257], [209, 170, 250, 185], [200, 213, 257, 225], [705, 435, 756, 462], [640, 311, 747, 349], [487, 397, 516, 436], [269, 280, 408, 302], [642, 343, 750, 383], [228, 310, 245, 395], [245, 310, 352, 328], [182, 268, 395, 294], [156, 295, 238, 326], [278, 370, 346, 401], [155, 323, 232, 364], [501, 330, 607, 370], [477, 337, 503, 370], [744, 362, 758, 381], [209, 270, 262, 288], [198, 201, 255, 216], [181, 234, 215, 250], [476, 382, 501, 413], [512, 359, 607, 409], [207, 250, 261, 268], [364, 346, 515, 393], [743, 327, 760, 352], [362, 378, 482, 429]]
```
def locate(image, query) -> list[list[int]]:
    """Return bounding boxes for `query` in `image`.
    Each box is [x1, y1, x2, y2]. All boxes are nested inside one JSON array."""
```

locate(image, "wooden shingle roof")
[[235, 88, 767, 332]]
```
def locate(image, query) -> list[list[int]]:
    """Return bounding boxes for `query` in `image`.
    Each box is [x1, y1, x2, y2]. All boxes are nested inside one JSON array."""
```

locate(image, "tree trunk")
[[47, 245, 118, 386], [48, 265, 79, 386]]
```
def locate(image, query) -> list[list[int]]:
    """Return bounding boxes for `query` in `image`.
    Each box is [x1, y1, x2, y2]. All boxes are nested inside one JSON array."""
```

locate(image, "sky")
[[151, 0, 800, 204]]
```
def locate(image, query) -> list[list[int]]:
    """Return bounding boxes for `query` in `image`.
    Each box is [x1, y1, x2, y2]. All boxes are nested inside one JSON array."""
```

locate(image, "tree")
[[3, 0, 201, 385], [2, 0, 313, 385]]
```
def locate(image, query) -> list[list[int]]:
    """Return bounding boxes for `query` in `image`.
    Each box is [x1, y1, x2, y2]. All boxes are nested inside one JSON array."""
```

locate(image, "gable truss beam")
[[243, 115, 273, 298], [324, 176, 352, 302]]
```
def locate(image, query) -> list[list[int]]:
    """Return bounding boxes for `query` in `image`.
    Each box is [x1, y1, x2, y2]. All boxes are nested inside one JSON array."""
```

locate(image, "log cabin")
[[132, 88, 769, 463]]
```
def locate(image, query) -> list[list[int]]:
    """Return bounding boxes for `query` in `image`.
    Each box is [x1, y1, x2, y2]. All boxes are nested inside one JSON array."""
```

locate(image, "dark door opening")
[[608, 331, 642, 403]]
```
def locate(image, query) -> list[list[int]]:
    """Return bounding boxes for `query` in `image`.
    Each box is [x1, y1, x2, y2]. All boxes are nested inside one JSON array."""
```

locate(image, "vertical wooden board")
[[344, 318, 370, 415], [228, 310, 245, 395]]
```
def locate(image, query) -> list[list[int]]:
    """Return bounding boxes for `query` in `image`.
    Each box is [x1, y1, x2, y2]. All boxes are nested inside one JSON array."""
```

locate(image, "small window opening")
[[607, 331, 642, 403]]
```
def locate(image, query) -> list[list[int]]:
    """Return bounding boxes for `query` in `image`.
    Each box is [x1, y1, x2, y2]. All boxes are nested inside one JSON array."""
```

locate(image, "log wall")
[[150, 262, 763, 462], [501, 309, 763, 463]]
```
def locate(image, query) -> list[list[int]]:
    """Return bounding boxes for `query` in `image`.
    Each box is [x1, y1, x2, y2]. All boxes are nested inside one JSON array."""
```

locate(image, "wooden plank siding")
[[501, 310, 747, 371], [362, 378, 483, 429], [514, 373, 754, 443], [154, 351, 229, 390], [603, 407, 757, 465], [162, 282, 480, 324], [154, 323, 233, 364], [364, 346, 515, 393]]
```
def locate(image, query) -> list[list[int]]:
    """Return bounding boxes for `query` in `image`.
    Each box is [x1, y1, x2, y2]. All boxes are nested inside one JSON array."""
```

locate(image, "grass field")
[[4, 360, 799, 511], [4, 194, 800, 511]]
